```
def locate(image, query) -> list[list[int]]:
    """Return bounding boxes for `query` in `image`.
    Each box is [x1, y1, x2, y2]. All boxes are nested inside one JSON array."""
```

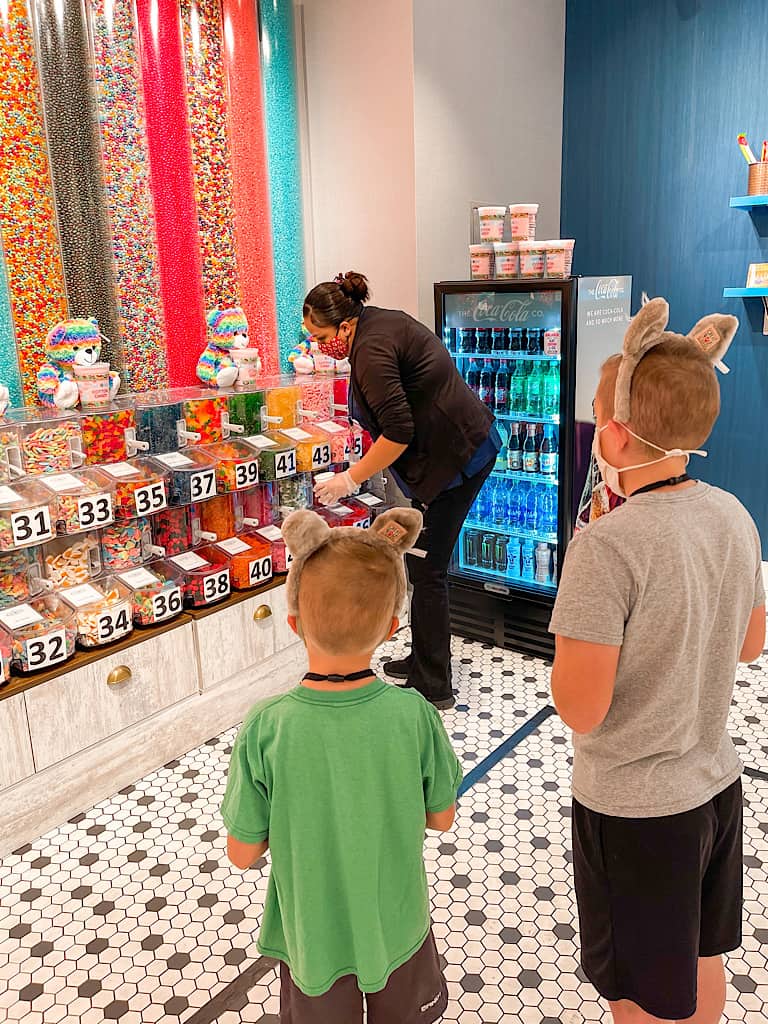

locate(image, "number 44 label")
[[248, 556, 273, 586]]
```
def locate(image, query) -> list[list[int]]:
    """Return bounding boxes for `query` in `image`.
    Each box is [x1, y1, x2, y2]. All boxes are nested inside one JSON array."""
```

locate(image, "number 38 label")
[[77, 493, 113, 530], [25, 629, 67, 670], [97, 605, 132, 643], [151, 587, 183, 622], [11, 507, 53, 546], [203, 570, 230, 604], [134, 481, 167, 516], [248, 556, 273, 587]]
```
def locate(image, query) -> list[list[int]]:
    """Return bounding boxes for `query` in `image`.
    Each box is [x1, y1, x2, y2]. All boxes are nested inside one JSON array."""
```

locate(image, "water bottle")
[[506, 484, 522, 529], [475, 482, 490, 524], [507, 537, 521, 576], [521, 539, 536, 581], [535, 542, 551, 583], [525, 482, 539, 532], [539, 484, 557, 536], [492, 482, 507, 525]]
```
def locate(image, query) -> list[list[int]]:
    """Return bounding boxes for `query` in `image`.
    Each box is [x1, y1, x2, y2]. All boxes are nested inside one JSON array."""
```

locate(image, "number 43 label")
[[311, 444, 331, 469], [25, 629, 67, 670], [97, 605, 132, 643]]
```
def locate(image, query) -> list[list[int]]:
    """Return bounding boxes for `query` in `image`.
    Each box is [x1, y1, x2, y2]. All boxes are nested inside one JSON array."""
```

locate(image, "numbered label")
[[248, 556, 273, 587], [11, 507, 53, 546], [134, 481, 167, 516], [286, 551, 294, 568], [311, 444, 331, 469], [190, 470, 216, 502], [353, 518, 371, 530], [234, 460, 259, 489], [151, 587, 183, 622], [25, 629, 67, 670], [353, 435, 363, 459], [97, 605, 132, 643], [77, 493, 113, 530], [274, 450, 297, 479], [203, 570, 230, 604]]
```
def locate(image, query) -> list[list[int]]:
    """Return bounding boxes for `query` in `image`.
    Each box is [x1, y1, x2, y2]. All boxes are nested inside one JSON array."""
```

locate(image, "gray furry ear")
[[614, 297, 670, 422], [687, 313, 738, 374], [370, 507, 423, 554], [281, 510, 331, 561]]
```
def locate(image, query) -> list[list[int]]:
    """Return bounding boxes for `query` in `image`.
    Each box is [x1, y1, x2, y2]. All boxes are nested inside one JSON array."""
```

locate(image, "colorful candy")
[[134, 395, 185, 454], [100, 458, 169, 519], [317, 503, 370, 530], [59, 579, 134, 648], [100, 518, 151, 571], [199, 533, 272, 590], [242, 432, 297, 482], [0, 596, 77, 673], [241, 482, 275, 529], [275, 474, 312, 515], [152, 448, 218, 505], [333, 376, 349, 409], [0, 425, 23, 484], [265, 384, 300, 429], [202, 439, 260, 492], [38, 469, 115, 535], [6, 409, 84, 475], [151, 505, 195, 557], [80, 404, 137, 465], [226, 389, 265, 435], [298, 377, 333, 419], [117, 561, 184, 626], [277, 427, 332, 473], [0, 548, 44, 608], [182, 392, 228, 445], [0, 481, 56, 551], [314, 419, 351, 464], [43, 534, 101, 587], [254, 524, 290, 572], [197, 492, 244, 541]]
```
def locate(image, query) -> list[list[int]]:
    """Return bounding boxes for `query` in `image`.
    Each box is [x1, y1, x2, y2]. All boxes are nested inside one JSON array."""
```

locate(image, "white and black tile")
[[1, 631, 767, 1024]]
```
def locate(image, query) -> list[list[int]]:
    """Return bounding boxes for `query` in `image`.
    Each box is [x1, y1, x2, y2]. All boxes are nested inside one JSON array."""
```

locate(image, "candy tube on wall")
[[260, 0, 306, 370], [181, 0, 240, 310], [0, 0, 69, 403], [135, 0, 207, 387], [0, 242, 23, 408], [88, 0, 169, 392], [220, 0, 279, 376], [30, 0, 124, 370]]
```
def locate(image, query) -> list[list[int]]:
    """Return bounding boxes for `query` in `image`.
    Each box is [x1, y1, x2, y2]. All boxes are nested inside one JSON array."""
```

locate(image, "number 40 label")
[[248, 556, 273, 587]]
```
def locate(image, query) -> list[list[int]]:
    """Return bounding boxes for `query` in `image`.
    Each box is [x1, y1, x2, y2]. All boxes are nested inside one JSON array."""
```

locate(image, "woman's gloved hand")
[[313, 470, 359, 507]]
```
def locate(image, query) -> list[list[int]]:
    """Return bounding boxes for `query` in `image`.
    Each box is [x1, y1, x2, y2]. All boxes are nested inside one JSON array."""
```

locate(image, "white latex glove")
[[314, 470, 358, 507], [54, 379, 80, 409], [216, 365, 238, 388]]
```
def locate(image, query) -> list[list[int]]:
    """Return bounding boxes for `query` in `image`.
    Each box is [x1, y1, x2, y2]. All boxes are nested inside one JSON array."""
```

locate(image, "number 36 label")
[[25, 629, 67, 670], [151, 587, 183, 622], [203, 570, 230, 604]]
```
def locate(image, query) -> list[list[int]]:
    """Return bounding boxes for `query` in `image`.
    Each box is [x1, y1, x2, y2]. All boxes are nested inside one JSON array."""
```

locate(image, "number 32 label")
[[25, 629, 67, 670]]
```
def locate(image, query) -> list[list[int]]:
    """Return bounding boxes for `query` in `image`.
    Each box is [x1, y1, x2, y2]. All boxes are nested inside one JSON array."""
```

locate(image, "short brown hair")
[[298, 535, 399, 655], [597, 338, 720, 451]]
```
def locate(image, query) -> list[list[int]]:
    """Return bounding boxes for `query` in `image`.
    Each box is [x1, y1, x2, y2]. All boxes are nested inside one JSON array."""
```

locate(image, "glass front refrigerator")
[[435, 278, 577, 657]]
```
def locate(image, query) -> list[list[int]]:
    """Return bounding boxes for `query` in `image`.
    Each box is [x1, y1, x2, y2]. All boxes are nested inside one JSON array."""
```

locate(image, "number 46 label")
[[248, 556, 273, 586], [97, 605, 132, 643], [25, 629, 67, 670]]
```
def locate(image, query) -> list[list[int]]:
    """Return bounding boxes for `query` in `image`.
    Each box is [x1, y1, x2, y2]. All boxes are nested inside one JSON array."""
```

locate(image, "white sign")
[[24, 629, 67, 670], [11, 506, 53, 546], [102, 462, 140, 479], [171, 552, 209, 571], [134, 481, 167, 516], [233, 460, 259, 489], [97, 604, 132, 643], [189, 470, 216, 501], [248, 556, 273, 586], [0, 603, 43, 630], [311, 443, 332, 470], [77, 493, 113, 530], [203, 570, 230, 604], [151, 587, 183, 621], [274, 450, 297, 479]]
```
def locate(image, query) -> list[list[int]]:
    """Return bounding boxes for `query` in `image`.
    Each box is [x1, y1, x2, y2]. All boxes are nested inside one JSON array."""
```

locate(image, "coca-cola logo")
[[592, 278, 624, 301], [472, 298, 544, 324]]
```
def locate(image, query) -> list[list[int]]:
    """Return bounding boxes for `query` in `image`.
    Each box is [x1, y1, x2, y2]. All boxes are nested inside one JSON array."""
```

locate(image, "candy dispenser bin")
[[179, 388, 230, 445], [241, 432, 297, 481], [151, 449, 218, 506], [79, 399, 139, 465], [37, 469, 116, 535], [225, 389, 266, 436], [199, 533, 273, 590], [311, 418, 350, 464], [195, 492, 246, 542], [317, 503, 370, 530], [276, 427, 332, 473], [202, 440, 260, 492], [59, 578, 134, 648], [0, 422, 24, 484], [117, 561, 185, 627], [0, 622, 11, 683], [100, 518, 153, 573], [6, 407, 84, 475], [241, 482, 276, 529], [151, 506, 196, 558], [43, 534, 102, 588], [349, 492, 391, 522], [333, 376, 349, 408], [0, 595, 78, 674], [133, 392, 187, 455], [263, 381, 300, 430], [169, 550, 232, 608], [274, 474, 313, 515], [297, 376, 333, 419], [254, 524, 291, 572], [100, 458, 169, 519], [0, 547, 46, 609], [0, 481, 56, 551]]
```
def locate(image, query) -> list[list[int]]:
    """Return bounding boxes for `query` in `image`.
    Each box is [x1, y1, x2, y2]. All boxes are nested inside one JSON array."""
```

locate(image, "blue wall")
[[562, 0, 768, 550]]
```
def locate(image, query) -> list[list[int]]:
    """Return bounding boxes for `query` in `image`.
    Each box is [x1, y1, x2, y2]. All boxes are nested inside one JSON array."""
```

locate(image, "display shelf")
[[729, 195, 768, 208], [464, 518, 557, 545], [491, 469, 558, 486], [457, 559, 556, 591], [495, 412, 560, 425], [722, 287, 768, 297], [453, 351, 560, 361]]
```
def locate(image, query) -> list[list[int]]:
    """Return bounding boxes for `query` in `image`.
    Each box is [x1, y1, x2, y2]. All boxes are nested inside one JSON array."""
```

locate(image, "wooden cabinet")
[[0, 694, 35, 791]]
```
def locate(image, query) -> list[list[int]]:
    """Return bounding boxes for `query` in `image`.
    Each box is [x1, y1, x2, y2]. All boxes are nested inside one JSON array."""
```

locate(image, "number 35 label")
[[134, 481, 167, 516], [25, 629, 67, 670], [203, 570, 230, 604], [11, 507, 53, 546]]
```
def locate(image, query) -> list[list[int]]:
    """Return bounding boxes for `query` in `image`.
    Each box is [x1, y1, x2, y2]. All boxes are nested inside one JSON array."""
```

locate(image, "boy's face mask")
[[592, 423, 706, 499]]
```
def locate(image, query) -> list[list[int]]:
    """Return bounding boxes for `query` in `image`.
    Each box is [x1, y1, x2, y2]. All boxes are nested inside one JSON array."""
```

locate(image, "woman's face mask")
[[309, 321, 352, 361], [592, 422, 706, 499]]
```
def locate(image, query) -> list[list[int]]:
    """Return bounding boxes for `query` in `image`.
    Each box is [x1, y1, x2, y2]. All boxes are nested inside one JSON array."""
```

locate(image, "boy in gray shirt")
[[550, 297, 766, 1024]]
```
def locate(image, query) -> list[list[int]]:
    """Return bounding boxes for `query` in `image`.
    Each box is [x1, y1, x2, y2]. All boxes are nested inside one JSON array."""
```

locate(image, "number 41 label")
[[248, 556, 273, 587], [25, 630, 67, 670]]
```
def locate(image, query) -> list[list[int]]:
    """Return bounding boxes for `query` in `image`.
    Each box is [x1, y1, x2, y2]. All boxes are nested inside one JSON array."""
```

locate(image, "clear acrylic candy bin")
[[0, 622, 11, 684], [78, 399, 141, 465], [0, 547, 46, 609], [37, 468, 116, 535], [100, 458, 170, 520], [0, 594, 77, 674], [202, 440, 260, 493], [274, 474, 313, 516], [225, 390, 266, 437], [117, 561, 185, 627], [276, 426, 332, 474], [133, 392, 187, 455], [199, 533, 273, 590], [151, 448, 219, 506], [241, 432, 297, 482], [59, 578, 134, 648], [0, 421, 24, 484], [195, 492, 247, 542], [150, 506, 196, 558], [254, 524, 292, 573], [0, 481, 56, 551], [100, 518, 153, 573], [169, 550, 232, 608], [43, 534, 102, 588], [317, 503, 371, 530], [6, 407, 84, 475]]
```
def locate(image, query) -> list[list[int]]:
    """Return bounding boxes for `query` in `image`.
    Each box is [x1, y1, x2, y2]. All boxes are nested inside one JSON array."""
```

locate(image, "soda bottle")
[[538, 484, 557, 536], [481, 534, 495, 570], [521, 539, 536, 581], [492, 327, 508, 352], [444, 327, 457, 352], [474, 481, 490, 523], [494, 365, 509, 415], [527, 363, 543, 417], [476, 328, 491, 354], [506, 537, 521, 576], [510, 360, 526, 415], [525, 482, 539, 532], [459, 327, 476, 353], [466, 358, 481, 398], [506, 422, 522, 472], [522, 423, 538, 473], [479, 360, 495, 407], [494, 535, 508, 573], [463, 529, 479, 567], [542, 362, 560, 417], [519, 328, 528, 355], [539, 424, 558, 476], [527, 327, 541, 355]]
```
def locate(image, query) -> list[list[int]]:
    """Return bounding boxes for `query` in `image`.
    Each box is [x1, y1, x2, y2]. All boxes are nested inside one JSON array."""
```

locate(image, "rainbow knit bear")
[[197, 307, 259, 388], [37, 318, 120, 409]]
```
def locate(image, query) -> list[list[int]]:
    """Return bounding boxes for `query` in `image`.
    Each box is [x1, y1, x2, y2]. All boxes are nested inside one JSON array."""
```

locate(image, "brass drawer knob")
[[107, 665, 132, 687], [253, 605, 273, 621]]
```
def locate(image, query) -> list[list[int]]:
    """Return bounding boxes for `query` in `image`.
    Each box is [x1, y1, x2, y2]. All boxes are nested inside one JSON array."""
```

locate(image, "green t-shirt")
[[221, 678, 462, 996]]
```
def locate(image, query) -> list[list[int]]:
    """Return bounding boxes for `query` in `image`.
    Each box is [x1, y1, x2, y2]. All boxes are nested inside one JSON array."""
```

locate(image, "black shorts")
[[573, 778, 743, 1020], [278, 929, 448, 1024]]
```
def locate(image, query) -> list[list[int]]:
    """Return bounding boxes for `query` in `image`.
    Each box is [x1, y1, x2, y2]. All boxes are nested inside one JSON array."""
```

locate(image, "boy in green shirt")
[[221, 507, 461, 1023]]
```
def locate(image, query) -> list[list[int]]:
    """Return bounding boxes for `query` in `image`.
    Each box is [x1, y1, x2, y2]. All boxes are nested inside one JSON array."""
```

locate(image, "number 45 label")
[[25, 630, 67, 670], [248, 556, 273, 587]]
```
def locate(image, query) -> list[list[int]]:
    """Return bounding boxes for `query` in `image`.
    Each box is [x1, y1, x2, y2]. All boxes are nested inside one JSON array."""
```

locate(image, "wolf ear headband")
[[281, 507, 424, 618], [613, 295, 738, 423]]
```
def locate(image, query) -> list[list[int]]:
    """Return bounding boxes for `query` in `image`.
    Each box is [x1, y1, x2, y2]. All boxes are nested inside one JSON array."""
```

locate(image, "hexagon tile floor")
[[2, 631, 768, 1023]]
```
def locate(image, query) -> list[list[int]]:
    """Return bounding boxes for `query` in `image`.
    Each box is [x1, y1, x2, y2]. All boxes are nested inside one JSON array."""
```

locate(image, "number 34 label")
[[25, 629, 67, 670], [97, 605, 132, 643]]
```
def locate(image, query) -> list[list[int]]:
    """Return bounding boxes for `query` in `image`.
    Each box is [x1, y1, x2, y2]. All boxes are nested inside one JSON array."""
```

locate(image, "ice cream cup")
[[493, 242, 520, 279], [509, 203, 539, 241], [74, 362, 111, 409], [469, 244, 494, 280], [544, 239, 575, 279], [518, 241, 546, 279], [477, 206, 507, 242]]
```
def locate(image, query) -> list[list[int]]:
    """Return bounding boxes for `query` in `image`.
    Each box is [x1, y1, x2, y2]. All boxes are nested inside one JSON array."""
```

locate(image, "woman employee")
[[306, 272, 499, 710]]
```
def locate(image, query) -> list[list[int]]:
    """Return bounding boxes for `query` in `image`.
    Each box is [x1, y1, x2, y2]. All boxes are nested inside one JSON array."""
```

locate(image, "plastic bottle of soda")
[[527, 327, 541, 355], [494, 365, 509, 415], [506, 422, 522, 472], [542, 362, 560, 417], [459, 327, 477, 353], [539, 424, 558, 476], [479, 360, 495, 407], [492, 327, 508, 352], [519, 328, 528, 355], [522, 423, 539, 473], [509, 361, 525, 415], [526, 363, 543, 417], [476, 328, 492, 354], [466, 358, 481, 398], [494, 535, 508, 573]]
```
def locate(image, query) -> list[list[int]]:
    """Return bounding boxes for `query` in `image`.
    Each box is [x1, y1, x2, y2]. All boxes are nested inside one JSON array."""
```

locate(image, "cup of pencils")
[[738, 134, 768, 195]]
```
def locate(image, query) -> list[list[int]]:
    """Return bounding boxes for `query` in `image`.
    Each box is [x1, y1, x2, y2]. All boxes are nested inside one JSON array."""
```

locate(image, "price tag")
[[134, 480, 167, 516], [171, 552, 209, 571], [256, 525, 283, 542], [97, 604, 132, 643], [155, 452, 195, 469], [42, 473, 83, 492], [316, 420, 345, 434], [61, 583, 103, 607], [353, 516, 371, 529], [281, 427, 312, 442], [311, 443, 331, 469], [355, 493, 384, 507], [274, 449, 297, 479], [245, 434, 277, 449], [0, 603, 43, 630], [101, 462, 140, 479], [11, 506, 53, 546], [233, 460, 259, 489], [203, 569, 230, 604], [216, 537, 251, 555], [25, 629, 67, 670], [0, 485, 21, 504], [248, 556, 273, 586], [118, 567, 160, 588], [151, 586, 183, 622], [189, 470, 216, 501], [77, 492, 113, 530]]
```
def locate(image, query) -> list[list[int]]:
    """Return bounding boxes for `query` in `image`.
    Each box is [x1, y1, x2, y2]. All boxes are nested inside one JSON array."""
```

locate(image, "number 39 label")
[[97, 605, 132, 643], [25, 629, 67, 670], [248, 556, 273, 587], [11, 507, 53, 546], [77, 493, 113, 530], [203, 570, 230, 604], [234, 460, 259, 489], [151, 587, 183, 622], [134, 481, 167, 516]]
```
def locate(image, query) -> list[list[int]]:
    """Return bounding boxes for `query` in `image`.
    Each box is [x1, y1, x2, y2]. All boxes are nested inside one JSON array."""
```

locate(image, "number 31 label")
[[25, 629, 67, 670], [11, 507, 53, 546]]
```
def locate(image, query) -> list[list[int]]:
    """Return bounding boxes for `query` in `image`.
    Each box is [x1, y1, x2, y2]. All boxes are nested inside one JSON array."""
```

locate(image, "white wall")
[[298, 0, 419, 316], [413, 0, 566, 325]]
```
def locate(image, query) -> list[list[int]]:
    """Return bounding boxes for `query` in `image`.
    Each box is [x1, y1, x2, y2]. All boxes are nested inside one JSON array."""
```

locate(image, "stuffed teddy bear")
[[37, 317, 120, 409], [197, 307, 259, 388], [287, 337, 351, 376]]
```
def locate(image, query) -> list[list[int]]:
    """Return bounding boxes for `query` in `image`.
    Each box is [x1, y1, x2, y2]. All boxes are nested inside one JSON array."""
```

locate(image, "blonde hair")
[[597, 338, 720, 451], [298, 535, 399, 656]]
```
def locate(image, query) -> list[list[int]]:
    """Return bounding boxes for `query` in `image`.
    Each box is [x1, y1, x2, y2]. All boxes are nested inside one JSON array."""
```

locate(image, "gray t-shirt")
[[550, 482, 764, 818]]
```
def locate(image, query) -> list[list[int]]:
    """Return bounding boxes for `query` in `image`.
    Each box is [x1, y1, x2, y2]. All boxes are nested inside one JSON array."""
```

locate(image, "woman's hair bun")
[[336, 271, 370, 304]]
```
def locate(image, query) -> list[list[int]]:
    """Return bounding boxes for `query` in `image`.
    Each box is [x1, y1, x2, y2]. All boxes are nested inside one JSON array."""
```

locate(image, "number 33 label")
[[25, 630, 67, 670], [78, 493, 113, 530]]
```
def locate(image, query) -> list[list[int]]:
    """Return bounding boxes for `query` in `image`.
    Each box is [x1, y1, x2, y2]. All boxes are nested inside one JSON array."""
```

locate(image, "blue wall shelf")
[[730, 195, 768, 209], [722, 287, 768, 297]]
